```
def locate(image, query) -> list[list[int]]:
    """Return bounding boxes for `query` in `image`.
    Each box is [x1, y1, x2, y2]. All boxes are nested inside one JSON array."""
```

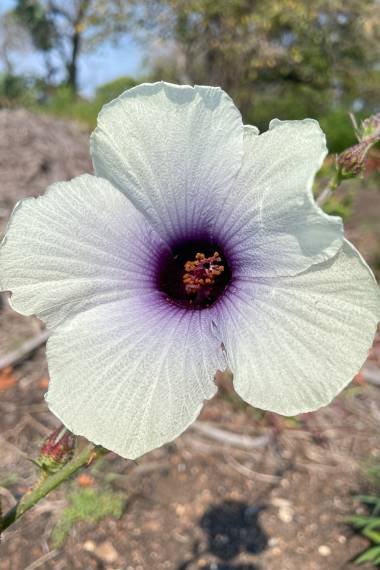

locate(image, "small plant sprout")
[[52, 487, 125, 548], [347, 463, 380, 565], [0, 83, 379, 464]]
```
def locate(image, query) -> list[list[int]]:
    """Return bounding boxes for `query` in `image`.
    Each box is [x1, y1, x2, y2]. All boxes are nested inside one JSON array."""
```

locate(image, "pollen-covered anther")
[[182, 251, 225, 295]]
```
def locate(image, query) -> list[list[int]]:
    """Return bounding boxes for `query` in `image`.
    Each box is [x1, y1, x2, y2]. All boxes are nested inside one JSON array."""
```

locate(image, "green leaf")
[[355, 496, 380, 506], [366, 519, 380, 531], [347, 515, 379, 529], [362, 528, 380, 543], [356, 545, 380, 564]]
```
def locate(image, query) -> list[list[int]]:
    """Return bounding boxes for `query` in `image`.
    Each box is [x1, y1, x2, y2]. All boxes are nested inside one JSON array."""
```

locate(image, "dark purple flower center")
[[157, 239, 231, 309]]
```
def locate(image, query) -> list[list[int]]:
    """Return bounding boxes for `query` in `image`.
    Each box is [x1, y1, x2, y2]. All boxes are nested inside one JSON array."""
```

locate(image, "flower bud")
[[337, 136, 378, 180], [39, 426, 75, 473], [361, 112, 380, 140]]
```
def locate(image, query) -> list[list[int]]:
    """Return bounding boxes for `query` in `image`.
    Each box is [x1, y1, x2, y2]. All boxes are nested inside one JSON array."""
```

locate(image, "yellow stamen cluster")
[[183, 251, 224, 295]]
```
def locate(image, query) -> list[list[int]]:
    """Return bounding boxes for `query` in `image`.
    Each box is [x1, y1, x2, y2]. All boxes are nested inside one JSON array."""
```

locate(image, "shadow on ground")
[[177, 500, 267, 569]]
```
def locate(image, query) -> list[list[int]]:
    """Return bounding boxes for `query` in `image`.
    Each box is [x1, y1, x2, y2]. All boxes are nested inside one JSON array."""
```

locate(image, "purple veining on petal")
[[123, 192, 251, 315]]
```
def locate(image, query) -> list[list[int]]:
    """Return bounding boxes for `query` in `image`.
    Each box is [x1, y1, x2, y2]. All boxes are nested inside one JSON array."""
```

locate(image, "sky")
[[0, 0, 143, 96]]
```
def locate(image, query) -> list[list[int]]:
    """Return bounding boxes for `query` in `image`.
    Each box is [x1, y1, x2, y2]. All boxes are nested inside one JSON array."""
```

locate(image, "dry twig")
[[191, 421, 271, 449], [363, 368, 380, 386], [225, 454, 281, 483], [0, 331, 49, 370], [23, 549, 58, 570]]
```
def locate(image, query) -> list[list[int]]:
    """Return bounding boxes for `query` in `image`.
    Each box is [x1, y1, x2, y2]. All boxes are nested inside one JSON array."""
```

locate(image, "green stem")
[[0, 444, 108, 533], [316, 173, 340, 207]]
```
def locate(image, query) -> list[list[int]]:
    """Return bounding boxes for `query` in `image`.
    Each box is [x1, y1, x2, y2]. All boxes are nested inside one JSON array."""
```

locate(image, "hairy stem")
[[316, 185, 333, 206], [0, 444, 108, 534], [316, 174, 340, 207], [316, 174, 340, 206]]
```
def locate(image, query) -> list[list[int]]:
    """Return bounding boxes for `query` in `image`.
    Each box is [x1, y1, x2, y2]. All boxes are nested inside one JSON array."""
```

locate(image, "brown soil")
[[0, 108, 92, 234], [1, 110, 380, 570]]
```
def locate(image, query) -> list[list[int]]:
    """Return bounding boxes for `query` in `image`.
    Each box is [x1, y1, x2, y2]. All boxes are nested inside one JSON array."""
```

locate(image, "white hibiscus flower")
[[1, 82, 379, 458]]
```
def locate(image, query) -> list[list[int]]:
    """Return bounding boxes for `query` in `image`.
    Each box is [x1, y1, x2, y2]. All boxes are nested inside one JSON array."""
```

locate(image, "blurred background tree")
[[0, 0, 379, 150], [138, 0, 380, 147], [12, 0, 134, 92], [0, 9, 30, 75]]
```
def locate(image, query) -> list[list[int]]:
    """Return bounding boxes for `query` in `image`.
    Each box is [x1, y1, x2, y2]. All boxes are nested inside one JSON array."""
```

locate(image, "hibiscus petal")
[[46, 297, 223, 458], [0, 174, 167, 328], [214, 121, 344, 277], [90, 81, 244, 242], [219, 240, 380, 415]]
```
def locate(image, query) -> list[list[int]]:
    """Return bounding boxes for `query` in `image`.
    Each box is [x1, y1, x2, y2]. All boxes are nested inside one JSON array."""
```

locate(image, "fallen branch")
[[362, 368, 380, 386], [184, 434, 265, 459], [23, 550, 58, 570], [0, 330, 49, 370], [226, 454, 281, 483], [191, 421, 271, 450]]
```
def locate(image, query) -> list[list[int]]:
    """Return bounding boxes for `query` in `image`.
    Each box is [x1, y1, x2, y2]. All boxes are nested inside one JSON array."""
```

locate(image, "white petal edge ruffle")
[[219, 239, 380, 415], [0, 174, 167, 328], [214, 120, 344, 278], [90, 81, 244, 243], [0, 173, 224, 458], [46, 297, 223, 458]]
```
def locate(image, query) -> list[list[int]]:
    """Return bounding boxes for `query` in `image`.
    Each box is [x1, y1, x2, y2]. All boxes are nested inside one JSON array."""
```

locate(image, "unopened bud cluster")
[[360, 112, 380, 140], [338, 113, 380, 180], [38, 426, 75, 474]]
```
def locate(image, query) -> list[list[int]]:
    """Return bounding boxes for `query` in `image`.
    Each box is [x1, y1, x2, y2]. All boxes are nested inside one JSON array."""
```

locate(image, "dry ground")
[[1, 109, 380, 570]]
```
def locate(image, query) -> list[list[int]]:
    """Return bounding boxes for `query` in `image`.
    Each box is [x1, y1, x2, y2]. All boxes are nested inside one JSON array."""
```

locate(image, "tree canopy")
[[140, 0, 380, 120], [12, 0, 133, 91]]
